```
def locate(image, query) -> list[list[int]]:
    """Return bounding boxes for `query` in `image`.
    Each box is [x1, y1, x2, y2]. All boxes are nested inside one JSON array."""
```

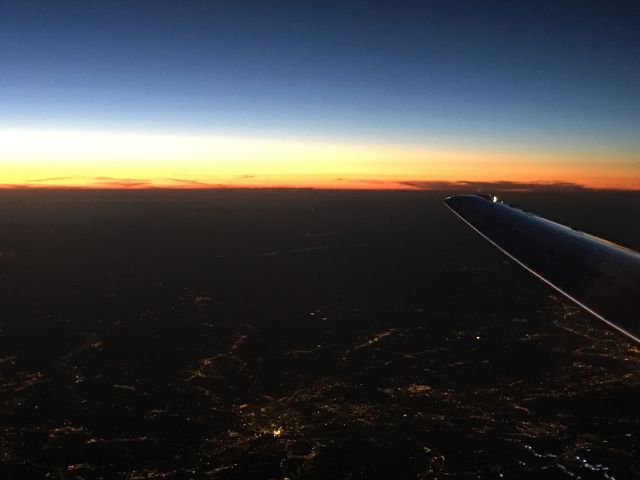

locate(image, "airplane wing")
[[444, 195, 640, 344]]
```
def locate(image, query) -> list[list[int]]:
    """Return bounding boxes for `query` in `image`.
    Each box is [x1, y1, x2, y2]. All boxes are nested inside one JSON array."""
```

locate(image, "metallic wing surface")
[[445, 195, 640, 344]]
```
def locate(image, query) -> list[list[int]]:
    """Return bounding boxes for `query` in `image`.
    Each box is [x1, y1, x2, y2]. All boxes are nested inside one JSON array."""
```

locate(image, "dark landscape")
[[1, 188, 640, 479]]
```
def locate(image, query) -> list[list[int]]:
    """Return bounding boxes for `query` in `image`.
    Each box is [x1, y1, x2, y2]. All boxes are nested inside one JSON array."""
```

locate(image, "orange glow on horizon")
[[0, 129, 638, 191]]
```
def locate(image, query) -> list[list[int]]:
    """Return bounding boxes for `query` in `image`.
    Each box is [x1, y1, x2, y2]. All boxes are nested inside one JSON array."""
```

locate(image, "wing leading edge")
[[445, 195, 640, 344]]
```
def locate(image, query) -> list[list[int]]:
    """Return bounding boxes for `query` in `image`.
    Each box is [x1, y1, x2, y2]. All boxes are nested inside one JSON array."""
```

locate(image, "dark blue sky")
[[1, 0, 639, 150]]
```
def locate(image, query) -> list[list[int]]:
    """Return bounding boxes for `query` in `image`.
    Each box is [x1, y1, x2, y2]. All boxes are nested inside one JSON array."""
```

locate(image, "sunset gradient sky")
[[1, 1, 638, 189]]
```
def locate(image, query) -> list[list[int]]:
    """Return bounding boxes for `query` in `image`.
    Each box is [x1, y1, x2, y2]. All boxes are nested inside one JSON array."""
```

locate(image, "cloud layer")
[[1, 177, 622, 192], [399, 180, 589, 192]]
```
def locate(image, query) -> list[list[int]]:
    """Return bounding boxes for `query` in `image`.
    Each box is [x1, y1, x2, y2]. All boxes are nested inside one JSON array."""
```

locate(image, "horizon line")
[[1, 179, 639, 193]]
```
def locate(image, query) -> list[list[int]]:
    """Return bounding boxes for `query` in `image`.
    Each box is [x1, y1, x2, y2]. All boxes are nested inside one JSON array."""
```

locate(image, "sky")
[[1, 0, 639, 189]]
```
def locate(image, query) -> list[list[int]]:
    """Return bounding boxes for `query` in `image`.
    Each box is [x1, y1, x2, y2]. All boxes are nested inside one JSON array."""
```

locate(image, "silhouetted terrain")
[[1, 189, 639, 479]]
